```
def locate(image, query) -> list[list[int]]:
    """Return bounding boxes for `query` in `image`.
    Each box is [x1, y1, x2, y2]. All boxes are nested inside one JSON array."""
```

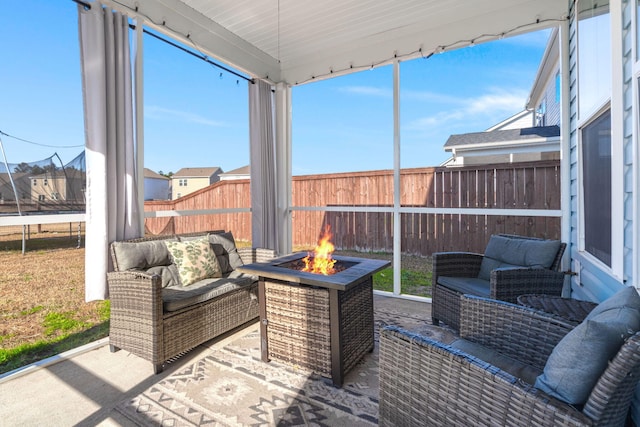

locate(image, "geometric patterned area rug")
[[115, 304, 454, 427]]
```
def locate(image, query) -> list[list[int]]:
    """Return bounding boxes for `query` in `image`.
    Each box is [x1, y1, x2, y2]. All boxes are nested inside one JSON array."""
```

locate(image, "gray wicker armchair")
[[432, 233, 566, 331], [380, 295, 640, 427]]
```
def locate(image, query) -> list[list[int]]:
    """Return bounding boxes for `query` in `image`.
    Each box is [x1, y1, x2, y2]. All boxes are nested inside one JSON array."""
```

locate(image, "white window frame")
[[576, 4, 624, 279]]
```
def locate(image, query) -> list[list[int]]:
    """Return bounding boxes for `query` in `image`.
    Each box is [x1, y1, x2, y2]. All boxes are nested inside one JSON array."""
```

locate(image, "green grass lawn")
[[0, 301, 110, 375], [374, 268, 432, 297]]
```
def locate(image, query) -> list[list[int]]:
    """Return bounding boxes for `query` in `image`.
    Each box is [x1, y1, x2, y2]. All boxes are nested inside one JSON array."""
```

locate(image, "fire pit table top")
[[237, 252, 390, 290]]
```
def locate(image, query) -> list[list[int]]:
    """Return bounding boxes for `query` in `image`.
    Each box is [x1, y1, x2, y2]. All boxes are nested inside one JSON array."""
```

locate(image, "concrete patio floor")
[[0, 294, 431, 426]]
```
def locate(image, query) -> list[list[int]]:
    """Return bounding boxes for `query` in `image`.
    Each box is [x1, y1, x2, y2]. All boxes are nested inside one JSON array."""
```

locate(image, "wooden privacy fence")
[[145, 160, 561, 255]]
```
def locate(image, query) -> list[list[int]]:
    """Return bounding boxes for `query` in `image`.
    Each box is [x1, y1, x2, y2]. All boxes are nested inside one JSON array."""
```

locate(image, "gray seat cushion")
[[162, 273, 257, 312], [451, 338, 541, 385], [437, 276, 490, 297], [478, 235, 561, 280]]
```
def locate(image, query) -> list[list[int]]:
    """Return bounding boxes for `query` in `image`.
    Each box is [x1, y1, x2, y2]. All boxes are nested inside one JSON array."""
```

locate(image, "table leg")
[[258, 278, 269, 363], [329, 288, 343, 387]]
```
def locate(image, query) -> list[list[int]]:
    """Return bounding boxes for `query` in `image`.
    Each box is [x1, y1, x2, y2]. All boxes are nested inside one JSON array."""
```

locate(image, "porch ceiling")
[[111, 0, 568, 85]]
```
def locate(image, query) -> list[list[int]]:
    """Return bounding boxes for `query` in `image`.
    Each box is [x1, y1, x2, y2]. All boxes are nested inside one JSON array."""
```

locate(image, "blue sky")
[[1, 1, 551, 176]]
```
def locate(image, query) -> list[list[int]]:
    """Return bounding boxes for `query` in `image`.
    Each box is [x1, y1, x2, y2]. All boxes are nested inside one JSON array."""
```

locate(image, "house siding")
[[569, 0, 640, 423], [172, 176, 212, 200], [622, 0, 634, 285], [542, 73, 561, 126], [144, 177, 170, 201], [568, 0, 625, 303]]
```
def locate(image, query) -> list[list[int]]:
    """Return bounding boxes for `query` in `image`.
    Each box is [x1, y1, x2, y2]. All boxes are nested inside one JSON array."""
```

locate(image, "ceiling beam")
[[106, 0, 281, 82]]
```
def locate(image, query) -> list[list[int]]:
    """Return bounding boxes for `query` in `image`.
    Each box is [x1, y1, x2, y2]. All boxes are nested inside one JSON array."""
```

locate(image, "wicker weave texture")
[[108, 271, 164, 364], [517, 294, 597, 324], [107, 231, 275, 372], [263, 277, 374, 382], [264, 280, 333, 376], [380, 295, 640, 427], [432, 234, 566, 332], [338, 278, 374, 375]]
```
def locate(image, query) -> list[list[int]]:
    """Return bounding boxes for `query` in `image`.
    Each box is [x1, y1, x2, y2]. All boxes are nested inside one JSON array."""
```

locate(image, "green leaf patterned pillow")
[[165, 237, 222, 286]]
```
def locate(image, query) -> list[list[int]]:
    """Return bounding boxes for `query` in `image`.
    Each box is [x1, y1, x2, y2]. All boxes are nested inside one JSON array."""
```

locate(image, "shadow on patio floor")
[[0, 294, 432, 426]]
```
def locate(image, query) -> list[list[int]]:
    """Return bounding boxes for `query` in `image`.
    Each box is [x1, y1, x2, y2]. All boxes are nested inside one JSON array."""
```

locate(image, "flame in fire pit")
[[302, 226, 337, 275]]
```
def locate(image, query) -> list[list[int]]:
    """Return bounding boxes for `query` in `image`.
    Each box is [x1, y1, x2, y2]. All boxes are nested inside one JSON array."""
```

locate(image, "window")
[[581, 109, 611, 266], [179, 179, 187, 186], [43, 179, 48, 186], [536, 100, 546, 126], [578, 1, 611, 118], [38, 194, 45, 202], [33, 179, 37, 186]]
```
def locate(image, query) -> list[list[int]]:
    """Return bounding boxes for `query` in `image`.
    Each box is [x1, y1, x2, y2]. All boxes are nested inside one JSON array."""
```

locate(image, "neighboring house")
[[442, 125, 561, 166], [526, 27, 561, 128], [443, 27, 562, 167], [219, 165, 250, 181], [171, 167, 222, 200], [485, 109, 535, 131], [0, 172, 29, 202], [144, 168, 170, 201], [30, 169, 85, 203]]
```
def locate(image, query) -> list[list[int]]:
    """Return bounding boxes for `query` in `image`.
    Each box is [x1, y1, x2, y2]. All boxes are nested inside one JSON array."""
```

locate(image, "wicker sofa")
[[107, 231, 275, 373], [380, 292, 640, 427], [432, 233, 566, 331]]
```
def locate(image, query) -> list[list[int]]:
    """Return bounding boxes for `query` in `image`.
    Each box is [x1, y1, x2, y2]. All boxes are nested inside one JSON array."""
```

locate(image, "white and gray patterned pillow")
[[165, 237, 222, 286]]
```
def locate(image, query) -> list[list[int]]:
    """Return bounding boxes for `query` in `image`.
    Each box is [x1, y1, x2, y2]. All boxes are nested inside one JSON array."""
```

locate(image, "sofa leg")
[[153, 363, 163, 374], [432, 317, 440, 326], [109, 344, 120, 353]]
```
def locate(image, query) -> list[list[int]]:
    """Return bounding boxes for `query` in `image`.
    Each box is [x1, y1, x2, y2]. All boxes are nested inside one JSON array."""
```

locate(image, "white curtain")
[[78, 3, 140, 301], [249, 80, 278, 250]]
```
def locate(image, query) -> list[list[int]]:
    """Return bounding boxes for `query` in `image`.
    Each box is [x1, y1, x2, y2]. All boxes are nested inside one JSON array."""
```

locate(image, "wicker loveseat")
[[380, 292, 640, 427], [107, 231, 275, 373], [432, 233, 566, 331]]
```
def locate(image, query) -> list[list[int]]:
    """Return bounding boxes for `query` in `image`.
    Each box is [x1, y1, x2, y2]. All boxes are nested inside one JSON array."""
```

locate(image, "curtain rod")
[[71, 0, 253, 84]]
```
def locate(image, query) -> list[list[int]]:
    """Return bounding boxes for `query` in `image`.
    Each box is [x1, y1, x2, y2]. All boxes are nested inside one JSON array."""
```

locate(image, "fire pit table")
[[237, 252, 390, 386]]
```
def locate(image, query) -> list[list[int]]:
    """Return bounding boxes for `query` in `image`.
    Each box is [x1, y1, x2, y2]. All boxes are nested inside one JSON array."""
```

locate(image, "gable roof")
[[144, 168, 169, 180], [444, 125, 560, 151], [173, 167, 222, 178], [221, 165, 250, 176], [485, 110, 534, 132]]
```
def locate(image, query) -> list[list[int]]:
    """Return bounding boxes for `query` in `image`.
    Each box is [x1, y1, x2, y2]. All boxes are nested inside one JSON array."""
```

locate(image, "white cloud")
[[466, 88, 527, 114], [145, 105, 225, 127], [402, 90, 464, 105], [338, 86, 392, 97], [406, 87, 528, 131]]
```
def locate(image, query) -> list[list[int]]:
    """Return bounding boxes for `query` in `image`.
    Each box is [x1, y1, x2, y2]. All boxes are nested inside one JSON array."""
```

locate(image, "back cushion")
[[166, 237, 222, 286], [478, 235, 561, 280], [534, 287, 640, 405], [208, 232, 244, 273], [585, 286, 640, 321], [146, 264, 181, 288], [111, 239, 175, 271]]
